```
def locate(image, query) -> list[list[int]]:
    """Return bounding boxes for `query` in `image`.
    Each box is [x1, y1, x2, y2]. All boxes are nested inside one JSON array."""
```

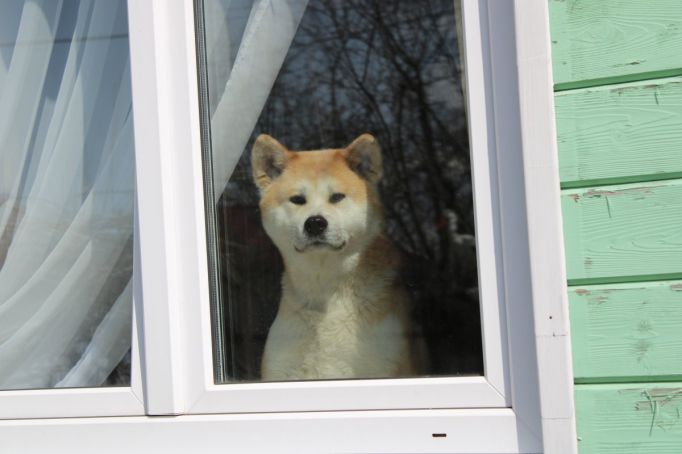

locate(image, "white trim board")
[[512, 0, 577, 452], [0, 409, 539, 454]]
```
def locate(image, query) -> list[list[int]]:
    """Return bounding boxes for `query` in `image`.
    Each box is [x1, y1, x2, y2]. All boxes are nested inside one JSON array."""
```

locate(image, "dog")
[[251, 133, 424, 380]]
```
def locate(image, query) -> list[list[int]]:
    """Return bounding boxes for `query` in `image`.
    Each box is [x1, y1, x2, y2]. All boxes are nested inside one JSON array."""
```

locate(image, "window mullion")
[[128, 0, 209, 415]]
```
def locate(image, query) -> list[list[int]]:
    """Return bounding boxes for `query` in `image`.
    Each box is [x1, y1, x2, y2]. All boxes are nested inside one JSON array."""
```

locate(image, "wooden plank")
[[569, 281, 682, 382], [549, 0, 682, 90], [575, 383, 682, 453], [556, 78, 682, 188], [562, 180, 682, 283]]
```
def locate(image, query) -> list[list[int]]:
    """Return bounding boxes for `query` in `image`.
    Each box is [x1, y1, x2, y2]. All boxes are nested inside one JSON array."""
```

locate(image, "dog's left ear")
[[345, 134, 382, 183]]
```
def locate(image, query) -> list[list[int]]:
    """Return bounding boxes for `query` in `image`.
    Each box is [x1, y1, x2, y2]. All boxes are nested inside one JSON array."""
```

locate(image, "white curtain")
[[0, 0, 133, 389], [206, 0, 309, 199]]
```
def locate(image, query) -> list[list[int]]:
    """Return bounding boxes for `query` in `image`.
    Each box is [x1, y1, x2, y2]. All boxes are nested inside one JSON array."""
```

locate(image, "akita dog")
[[252, 133, 423, 380]]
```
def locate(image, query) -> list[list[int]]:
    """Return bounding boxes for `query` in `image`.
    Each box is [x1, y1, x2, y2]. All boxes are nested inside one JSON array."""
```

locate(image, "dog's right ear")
[[251, 134, 289, 190]]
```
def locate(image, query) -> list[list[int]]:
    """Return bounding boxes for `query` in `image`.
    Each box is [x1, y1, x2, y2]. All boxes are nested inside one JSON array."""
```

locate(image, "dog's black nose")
[[304, 215, 328, 236]]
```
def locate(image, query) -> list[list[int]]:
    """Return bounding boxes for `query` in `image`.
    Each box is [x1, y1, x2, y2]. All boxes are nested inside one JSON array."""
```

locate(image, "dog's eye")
[[329, 193, 346, 204], [289, 195, 306, 205]]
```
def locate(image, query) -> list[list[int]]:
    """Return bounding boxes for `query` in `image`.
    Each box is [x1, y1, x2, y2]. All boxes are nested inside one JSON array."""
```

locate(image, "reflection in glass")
[[0, 0, 134, 389], [198, 0, 481, 382]]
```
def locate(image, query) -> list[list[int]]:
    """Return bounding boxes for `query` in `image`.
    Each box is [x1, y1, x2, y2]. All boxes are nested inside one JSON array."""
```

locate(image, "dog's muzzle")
[[295, 215, 346, 252]]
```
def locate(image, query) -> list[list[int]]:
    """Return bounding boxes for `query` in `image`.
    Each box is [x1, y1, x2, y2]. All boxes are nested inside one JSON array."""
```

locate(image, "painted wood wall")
[[549, 1, 682, 452]]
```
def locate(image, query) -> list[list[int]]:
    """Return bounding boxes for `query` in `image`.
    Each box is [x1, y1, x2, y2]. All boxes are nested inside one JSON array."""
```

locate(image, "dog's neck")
[[280, 235, 398, 308], [282, 249, 362, 300]]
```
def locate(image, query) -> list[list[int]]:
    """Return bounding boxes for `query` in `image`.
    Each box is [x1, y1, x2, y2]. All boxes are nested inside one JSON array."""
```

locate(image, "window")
[[0, 1, 574, 452], [0, 0, 143, 419], [198, 0, 483, 385], [184, 0, 513, 416]]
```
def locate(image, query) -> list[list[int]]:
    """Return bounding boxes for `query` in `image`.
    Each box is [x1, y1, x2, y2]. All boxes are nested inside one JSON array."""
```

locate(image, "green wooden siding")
[[570, 281, 682, 382], [575, 383, 682, 453], [556, 77, 682, 188], [550, 0, 682, 90], [550, 1, 682, 452], [562, 181, 682, 284]]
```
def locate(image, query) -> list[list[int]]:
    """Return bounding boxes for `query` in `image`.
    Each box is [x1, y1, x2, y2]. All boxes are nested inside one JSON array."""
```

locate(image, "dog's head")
[[252, 134, 384, 259]]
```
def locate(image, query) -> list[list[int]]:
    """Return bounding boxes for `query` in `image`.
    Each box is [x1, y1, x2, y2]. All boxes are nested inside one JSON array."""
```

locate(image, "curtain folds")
[[208, 0, 309, 199], [0, 0, 133, 389]]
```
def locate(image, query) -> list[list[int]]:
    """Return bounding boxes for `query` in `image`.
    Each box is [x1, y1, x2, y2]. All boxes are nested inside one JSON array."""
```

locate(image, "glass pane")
[[197, 0, 482, 382], [0, 0, 134, 389]]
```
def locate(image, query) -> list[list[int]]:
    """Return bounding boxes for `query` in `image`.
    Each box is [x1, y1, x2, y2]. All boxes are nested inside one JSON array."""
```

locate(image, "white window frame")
[[184, 0, 507, 414], [0, 1, 576, 452]]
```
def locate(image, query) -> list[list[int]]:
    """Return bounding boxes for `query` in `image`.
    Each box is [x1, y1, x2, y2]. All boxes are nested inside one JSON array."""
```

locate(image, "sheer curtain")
[[0, 0, 133, 389], [205, 0, 309, 199]]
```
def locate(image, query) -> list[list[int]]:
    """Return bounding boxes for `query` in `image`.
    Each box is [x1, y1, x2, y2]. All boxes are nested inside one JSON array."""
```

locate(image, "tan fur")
[[252, 134, 423, 380]]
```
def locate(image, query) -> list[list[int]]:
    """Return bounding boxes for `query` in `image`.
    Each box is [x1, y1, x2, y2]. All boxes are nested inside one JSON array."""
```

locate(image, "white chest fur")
[[260, 253, 411, 381]]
